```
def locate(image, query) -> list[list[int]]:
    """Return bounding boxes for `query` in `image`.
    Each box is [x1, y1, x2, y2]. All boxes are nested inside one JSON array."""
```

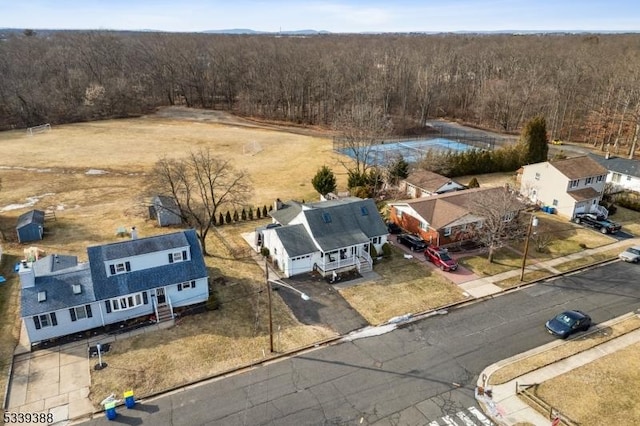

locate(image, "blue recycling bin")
[[124, 390, 135, 409], [105, 401, 117, 420]]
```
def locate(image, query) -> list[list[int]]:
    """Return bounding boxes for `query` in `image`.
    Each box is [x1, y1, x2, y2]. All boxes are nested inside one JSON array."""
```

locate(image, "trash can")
[[124, 390, 135, 409], [105, 401, 117, 420]]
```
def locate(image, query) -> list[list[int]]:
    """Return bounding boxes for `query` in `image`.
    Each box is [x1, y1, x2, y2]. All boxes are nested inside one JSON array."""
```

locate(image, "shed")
[[16, 210, 45, 243], [152, 195, 182, 227]]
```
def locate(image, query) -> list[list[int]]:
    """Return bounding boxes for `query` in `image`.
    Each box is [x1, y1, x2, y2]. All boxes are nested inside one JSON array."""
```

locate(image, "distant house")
[[519, 156, 608, 218], [587, 153, 640, 193], [401, 170, 466, 198], [389, 187, 523, 246], [151, 195, 182, 227], [16, 210, 45, 243], [260, 198, 388, 278], [19, 229, 208, 346]]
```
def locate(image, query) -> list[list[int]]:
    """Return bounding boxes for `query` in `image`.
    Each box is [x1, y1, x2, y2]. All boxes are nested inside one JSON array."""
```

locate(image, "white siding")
[[166, 278, 209, 307]]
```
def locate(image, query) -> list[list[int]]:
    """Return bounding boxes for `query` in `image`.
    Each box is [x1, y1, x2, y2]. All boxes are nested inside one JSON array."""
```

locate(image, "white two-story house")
[[588, 153, 640, 193], [20, 229, 209, 346], [519, 156, 609, 219]]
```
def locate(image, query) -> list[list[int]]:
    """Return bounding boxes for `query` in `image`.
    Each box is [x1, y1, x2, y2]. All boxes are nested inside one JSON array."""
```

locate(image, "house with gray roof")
[[401, 170, 466, 198], [587, 153, 640, 193], [261, 198, 388, 278], [19, 229, 208, 346]]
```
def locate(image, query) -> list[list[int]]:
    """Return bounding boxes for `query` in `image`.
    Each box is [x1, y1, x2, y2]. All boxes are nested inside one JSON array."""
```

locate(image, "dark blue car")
[[545, 310, 592, 339]]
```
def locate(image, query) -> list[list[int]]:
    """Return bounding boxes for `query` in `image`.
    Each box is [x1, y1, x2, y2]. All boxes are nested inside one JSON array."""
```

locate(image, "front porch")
[[315, 249, 373, 277]]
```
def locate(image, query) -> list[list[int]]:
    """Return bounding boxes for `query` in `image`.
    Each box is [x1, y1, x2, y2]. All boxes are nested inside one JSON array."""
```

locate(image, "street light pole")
[[265, 263, 310, 353], [520, 214, 539, 281], [266, 259, 274, 353]]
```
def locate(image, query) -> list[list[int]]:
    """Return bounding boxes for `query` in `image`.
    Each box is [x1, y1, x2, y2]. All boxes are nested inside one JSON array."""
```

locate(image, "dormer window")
[[168, 250, 188, 263], [586, 177, 593, 185], [109, 261, 131, 276], [570, 179, 579, 188]]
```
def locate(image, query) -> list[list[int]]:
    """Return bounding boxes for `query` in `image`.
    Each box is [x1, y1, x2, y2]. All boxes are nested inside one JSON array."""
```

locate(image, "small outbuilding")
[[150, 195, 182, 227], [16, 210, 45, 243]]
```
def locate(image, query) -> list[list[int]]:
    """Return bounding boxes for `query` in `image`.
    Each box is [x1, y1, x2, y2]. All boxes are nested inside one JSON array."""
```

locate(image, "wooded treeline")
[[1, 31, 639, 154]]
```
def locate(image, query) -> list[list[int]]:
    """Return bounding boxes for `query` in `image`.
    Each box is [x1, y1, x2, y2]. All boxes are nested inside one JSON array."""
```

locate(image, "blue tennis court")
[[340, 137, 477, 165]]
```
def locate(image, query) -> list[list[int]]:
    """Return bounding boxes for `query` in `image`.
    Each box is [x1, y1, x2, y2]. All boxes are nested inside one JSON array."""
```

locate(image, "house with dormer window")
[[519, 156, 609, 218], [259, 198, 388, 278], [19, 229, 208, 346]]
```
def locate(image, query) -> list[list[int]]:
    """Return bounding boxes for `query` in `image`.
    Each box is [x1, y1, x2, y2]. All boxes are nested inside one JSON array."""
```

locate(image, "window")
[[597, 175, 604, 182], [534, 172, 540, 180], [552, 199, 559, 206], [178, 281, 196, 291], [396, 210, 403, 218], [443, 227, 452, 237], [322, 212, 332, 223], [612, 173, 621, 183], [570, 179, 579, 188], [371, 237, 380, 245], [70, 305, 93, 321], [360, 206, 369, 216], [109, 292, 144, 311], [627, 175, 632, 181], [33, 312, 58, 330], [419, 222, 428, 231], [168, 250, 188, 263], [585, 177, 593, 185], [109, 261, 131, 276]]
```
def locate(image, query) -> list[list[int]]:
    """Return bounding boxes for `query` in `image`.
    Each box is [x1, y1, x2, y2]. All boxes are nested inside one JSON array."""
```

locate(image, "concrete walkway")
[[476, 314, 640, 425]]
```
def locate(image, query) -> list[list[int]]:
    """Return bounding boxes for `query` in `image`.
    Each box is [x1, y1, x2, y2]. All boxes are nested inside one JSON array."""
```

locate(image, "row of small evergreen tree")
[[216, 205, 272, 226]]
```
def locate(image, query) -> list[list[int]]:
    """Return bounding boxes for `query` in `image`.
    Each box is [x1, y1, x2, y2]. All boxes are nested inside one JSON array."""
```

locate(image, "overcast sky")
[[1, 0, 638, 33]]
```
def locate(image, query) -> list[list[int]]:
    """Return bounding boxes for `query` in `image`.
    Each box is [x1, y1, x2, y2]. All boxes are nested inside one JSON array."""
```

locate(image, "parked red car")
[[424, 246, 458, 271]]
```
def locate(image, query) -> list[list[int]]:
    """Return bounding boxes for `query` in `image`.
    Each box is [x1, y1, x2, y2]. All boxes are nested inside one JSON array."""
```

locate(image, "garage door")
[[289, 254, 313, 277]]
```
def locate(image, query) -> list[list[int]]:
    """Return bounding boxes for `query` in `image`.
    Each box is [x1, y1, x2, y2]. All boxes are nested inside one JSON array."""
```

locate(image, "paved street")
[[81, 261, 640, 425]]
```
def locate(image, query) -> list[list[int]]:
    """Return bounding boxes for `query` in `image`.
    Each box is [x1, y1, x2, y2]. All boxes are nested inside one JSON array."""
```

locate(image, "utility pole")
[[520, 215, 539, 281], [266, 259, 274, 353]]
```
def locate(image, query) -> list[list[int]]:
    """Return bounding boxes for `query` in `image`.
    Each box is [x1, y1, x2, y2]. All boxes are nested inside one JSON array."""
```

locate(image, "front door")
[[156, 288, 166, 305]]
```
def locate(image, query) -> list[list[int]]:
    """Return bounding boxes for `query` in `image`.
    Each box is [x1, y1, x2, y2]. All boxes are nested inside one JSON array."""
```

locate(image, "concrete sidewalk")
[[476, 313, 640, 426], [459, 237, 639, 299]]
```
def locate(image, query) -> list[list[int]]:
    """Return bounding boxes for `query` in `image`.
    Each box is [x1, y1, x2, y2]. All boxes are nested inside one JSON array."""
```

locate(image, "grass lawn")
[[554, 247, 623, 272], [458, 248, 522, 276], [610, 205, 640, 236], [0, 254, 22, 407], [338, 247, 468, 325]]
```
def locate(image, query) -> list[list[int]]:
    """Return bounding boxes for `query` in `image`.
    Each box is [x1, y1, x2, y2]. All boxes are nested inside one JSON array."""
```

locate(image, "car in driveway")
[[545, 310, 592, 339], [386, 221, 403, 235], [619, 246, 640, 263], [396, 234, 428, 251], [424, 246, 458, 271], [573, 213, 622, 234]]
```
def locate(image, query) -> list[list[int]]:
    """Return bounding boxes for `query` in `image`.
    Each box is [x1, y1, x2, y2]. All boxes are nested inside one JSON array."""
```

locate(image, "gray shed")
[[16, 210, 45, 243], [152, 195, 182, 227]]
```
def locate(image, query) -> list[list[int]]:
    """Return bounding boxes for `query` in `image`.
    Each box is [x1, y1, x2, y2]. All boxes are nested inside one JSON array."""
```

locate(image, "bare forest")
[[2, 31, 640, 156]]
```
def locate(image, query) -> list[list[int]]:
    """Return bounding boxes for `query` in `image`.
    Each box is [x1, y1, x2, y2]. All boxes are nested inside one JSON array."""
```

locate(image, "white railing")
[[323, 256, 357, 272], [594, 204, 609, 218]]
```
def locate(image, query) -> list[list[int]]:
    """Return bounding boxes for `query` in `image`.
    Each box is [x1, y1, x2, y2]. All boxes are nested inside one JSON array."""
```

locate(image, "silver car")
[[619, 246, 640, 263]]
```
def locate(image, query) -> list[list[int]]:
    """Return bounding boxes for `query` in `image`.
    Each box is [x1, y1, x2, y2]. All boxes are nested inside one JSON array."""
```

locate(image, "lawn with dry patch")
[[338, 247, 468, 325]]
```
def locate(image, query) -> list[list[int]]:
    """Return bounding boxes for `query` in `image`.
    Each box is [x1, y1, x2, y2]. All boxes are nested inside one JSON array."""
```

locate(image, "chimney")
[[130, 226, 138, 240], [19, 261, 36, 289], [605, 151, 610, 159], [274, 198, 283, 211]]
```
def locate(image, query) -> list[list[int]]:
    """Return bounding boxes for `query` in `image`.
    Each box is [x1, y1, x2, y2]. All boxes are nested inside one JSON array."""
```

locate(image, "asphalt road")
[[83, 261, 640, 426]]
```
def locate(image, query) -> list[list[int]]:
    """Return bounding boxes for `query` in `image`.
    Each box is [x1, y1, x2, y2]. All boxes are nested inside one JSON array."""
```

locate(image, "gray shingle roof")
[[302, 198, 387, 252], [274, 224, 318, 256], [269, 201, 304, 225], [88, 229, 207, 300], [16, 210, 45, 229], [155, 195, 179, 209], [21, 263, 95, 317], [588, 153, 640, 178], [32, 254, 78, 276], [95, 232, 190, 261]]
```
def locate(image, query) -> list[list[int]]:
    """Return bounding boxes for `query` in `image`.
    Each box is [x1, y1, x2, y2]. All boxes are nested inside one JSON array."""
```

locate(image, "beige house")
[[401, 170, 466, 198], [519, 156, 609, 218]]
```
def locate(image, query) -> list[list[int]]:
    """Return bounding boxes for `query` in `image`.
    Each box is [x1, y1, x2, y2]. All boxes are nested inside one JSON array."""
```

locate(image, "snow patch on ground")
[[0, 193, 56, 212], [86, 169, 108, 175]]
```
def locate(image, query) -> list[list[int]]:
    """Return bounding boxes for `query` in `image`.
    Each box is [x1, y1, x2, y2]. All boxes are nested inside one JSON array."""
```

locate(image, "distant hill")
[[203, 29, 331, 35]]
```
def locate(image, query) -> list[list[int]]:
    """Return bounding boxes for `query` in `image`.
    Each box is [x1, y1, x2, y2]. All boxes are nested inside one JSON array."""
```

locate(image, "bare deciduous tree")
[[151, 149, 252, 255], [465, 188, 527, 263]]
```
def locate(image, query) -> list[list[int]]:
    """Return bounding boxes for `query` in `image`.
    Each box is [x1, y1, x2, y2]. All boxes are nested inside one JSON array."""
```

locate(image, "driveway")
[[277, 272, 369, 335], [390, 239, 481, 285]]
